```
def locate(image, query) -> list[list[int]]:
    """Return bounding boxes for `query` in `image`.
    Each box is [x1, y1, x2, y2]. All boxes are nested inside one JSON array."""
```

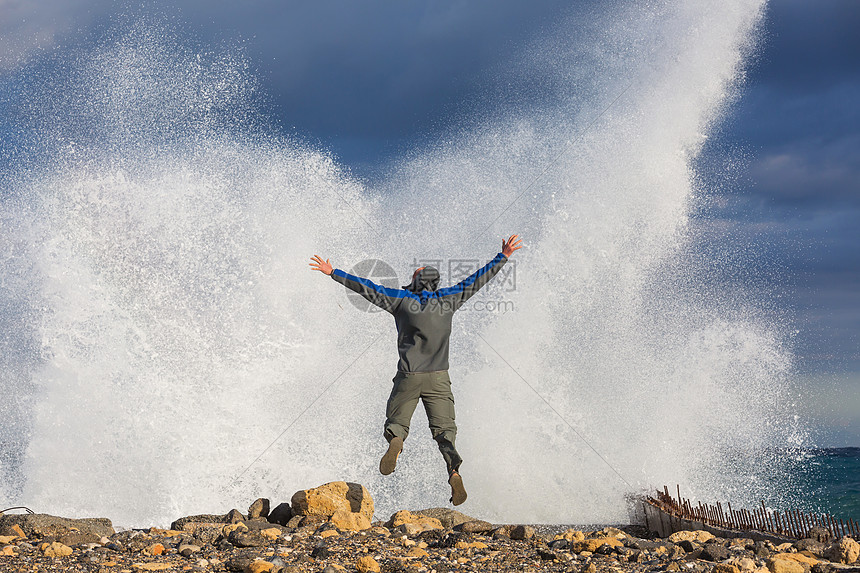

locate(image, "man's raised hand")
[[309, 255, 333, 276], [502, 234, 523, 258]]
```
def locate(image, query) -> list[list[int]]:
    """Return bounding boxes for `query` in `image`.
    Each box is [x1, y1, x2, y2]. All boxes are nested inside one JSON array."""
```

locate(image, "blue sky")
[[1, 0, 858, 444]]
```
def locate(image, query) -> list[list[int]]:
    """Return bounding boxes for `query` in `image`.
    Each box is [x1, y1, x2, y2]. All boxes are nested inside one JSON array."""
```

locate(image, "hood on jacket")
[[402, 266, 440, 292]]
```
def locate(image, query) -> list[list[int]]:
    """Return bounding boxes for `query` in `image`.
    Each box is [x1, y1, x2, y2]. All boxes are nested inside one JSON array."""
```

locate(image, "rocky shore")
[[2, 481, 859, 573]]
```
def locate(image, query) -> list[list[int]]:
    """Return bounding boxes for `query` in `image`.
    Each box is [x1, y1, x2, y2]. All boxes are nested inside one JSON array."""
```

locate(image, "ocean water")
[[0, 1, 838, 528], [795, 448, 860, 523]]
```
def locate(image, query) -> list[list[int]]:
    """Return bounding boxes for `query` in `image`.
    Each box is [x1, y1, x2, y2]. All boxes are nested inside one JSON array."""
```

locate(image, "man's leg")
[[381, 371, 421, 475], [421, 371, 466, 505]]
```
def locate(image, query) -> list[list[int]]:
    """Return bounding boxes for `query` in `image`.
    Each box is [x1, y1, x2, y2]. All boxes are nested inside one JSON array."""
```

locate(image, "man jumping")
[[309, 235, 523, 505]]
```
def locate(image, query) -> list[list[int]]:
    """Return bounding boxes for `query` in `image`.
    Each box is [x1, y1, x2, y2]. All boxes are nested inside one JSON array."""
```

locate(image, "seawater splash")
[[0, 0, 806, 527]]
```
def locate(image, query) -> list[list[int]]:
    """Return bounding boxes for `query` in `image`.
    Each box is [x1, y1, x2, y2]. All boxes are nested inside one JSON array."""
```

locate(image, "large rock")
[[290, 482, 373, 522], [574, 536, 624, 553], [330, 510, 371, 531], [767, 558, 806, 573], [385, 511, 442, 533], [771, 552, 820, 567], [171, 514, 227, 531], [824, 537, 859, 564], [248, 499, 270, 520], [669, 530, 716, 544], [414, 508, 476, 529], [267, 503, 292, 526], [701, 543, 731, 562], [0, 514, 114, 538]]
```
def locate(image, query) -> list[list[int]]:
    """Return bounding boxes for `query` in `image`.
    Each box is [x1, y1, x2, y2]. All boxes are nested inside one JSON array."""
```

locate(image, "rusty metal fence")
[[646, 485, 859, 541]]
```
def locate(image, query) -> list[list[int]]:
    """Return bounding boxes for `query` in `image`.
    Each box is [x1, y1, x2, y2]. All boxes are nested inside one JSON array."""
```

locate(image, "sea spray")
[[0, 0, 806, 526]]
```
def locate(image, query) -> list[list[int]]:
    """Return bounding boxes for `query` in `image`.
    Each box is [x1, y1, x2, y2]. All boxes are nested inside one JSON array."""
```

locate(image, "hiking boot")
[[379, 436, 403, 475], [448, 470, 467, 506]]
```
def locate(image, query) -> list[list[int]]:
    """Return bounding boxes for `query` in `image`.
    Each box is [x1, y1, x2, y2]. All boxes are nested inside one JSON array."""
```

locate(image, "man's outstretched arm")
[[439, 234, 523, 304], [309, 254, 402, 313]]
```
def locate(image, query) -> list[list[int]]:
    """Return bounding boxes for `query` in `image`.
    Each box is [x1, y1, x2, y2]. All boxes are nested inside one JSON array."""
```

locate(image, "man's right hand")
[[502, 234, 523, 258], [309, 255, 333, 275]]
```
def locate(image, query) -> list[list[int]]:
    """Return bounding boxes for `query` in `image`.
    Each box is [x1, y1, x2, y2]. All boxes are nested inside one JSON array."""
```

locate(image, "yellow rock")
[[775, 543, 794, 552], [222, 522, 248, 536], [766, 557, 805, 573], [320, 530, 340, 538], [772, 552, 819, 566], [729, 556, 757, 571], [247, 560, 274, 573], [668, 530, 715, 544], [146, 543, 165, 556], [574, 537, 624, 553], [260, 528, 283, 541], [330, 509, 372, 531], [42, 541, 73, 557], [713, 564, 741, 573], [825, 537, 860, 564], [666, 563, 681, 572], [291, 481, 374, 521], [1, 545, 18, 556], [386, 510, 443, 532], [0, 536, 18, 544], [9, 525, 25, 538], [132, 564, 174, 571], [455, 541, 488, 550], [147, 527, 181, 537], [356, 555, 381, 573], [559, 529, 585, 542], [406, 547, 429, 558]]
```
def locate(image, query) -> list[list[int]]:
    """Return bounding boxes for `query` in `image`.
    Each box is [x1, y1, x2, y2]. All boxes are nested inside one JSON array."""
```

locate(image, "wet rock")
[[824, 537, 860, 564], [538, 547, 559, 560], [311, 544, 331, 558], [181, 522, 223, 545], [267, 503, 292, 526], [290, 481, 374, 522], [808, 527, 832, 544], [702, 543, 731, 561], [225, 550, 260, 572], [170, 514, 227, 531], [510, 525, 536, 540], [548, 538, 571, 550], [248, 498, 270, 520], [414, 507, 476, 529], [794, 539, 826, 556], [58, 531, 102, 545], [179, 543, 201, 557], [0, 513, 114, 538], [226, 509, 246, 524], [456, 519, 494, 534], [677, 539, 700, 552], [228, 528, 267, 548]]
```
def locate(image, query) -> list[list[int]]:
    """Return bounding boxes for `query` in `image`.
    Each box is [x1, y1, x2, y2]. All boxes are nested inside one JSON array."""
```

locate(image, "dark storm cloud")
[[752, 0, 860, 92]]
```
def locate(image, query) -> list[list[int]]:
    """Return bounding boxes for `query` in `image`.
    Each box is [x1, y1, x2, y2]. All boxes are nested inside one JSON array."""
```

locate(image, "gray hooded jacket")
[[331, 253, 508, 372]]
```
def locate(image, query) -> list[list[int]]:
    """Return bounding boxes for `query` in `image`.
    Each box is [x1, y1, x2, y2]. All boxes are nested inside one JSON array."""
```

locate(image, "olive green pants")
[[383, 370, 462, 474]]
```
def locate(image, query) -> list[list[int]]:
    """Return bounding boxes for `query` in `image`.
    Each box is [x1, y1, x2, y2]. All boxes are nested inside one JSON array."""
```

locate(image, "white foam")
[[0, 0, 806, 527]]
